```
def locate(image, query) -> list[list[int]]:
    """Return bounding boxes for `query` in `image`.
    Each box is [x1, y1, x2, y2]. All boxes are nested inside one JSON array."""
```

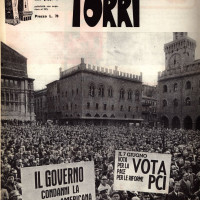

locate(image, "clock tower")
[[164, 32, 196, 70]]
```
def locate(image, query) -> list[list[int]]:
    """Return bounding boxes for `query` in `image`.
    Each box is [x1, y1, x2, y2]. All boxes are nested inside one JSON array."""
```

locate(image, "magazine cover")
[[1, 0, 200, 200]]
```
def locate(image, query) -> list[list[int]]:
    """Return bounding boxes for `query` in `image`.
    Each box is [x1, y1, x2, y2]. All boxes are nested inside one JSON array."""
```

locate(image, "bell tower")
[[164, 32, 196, 70], [173, 32, 187, 40]]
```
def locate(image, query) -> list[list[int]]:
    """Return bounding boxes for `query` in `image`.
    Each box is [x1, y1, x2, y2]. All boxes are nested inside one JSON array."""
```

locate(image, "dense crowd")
[[1, 124, 200, 200]]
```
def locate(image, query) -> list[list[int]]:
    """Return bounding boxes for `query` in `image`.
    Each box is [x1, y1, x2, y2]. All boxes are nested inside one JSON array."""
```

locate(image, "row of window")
[[1, 79, 33, 90], [1, 102, 20, 111], [1, 92, 19, 102], [1, 79, 21, 87], [49, 89, 140, 101], [86, 102, 139, 112], [35, 98, 43, 109], [142, 100, 157, 106], [89, 84, 140, 100], [142, 107, 157, 113], [163, 81, 194, 93], [84, 113, 135, 119], [49, 89, 79, 101], [58, 103, 139, 112], [61, 88, 79, 97], [162, 97, 200, 107]]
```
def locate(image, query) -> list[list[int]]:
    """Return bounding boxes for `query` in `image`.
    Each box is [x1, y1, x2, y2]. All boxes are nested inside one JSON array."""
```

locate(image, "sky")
[[5, 31, 200, 90], [3, 0, 200, 90]]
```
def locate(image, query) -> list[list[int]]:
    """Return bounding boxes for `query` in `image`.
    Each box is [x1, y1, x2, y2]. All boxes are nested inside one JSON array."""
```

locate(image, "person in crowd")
[[142, 193, 151, 200], [9, 190, 22, 200], [99, 188, 111, 200], [179, 173, 192, 199], [193, 171, 200, 199], [1, 182, 9, 200], [167, 182, 187, 200], [1, 124, 200, 200], [98, 176, 112, 195], [132, 197, 141, 200], [111, 191, 121, 200]]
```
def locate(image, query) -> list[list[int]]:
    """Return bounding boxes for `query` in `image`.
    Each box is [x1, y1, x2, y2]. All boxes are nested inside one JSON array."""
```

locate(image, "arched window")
[[163, 85, 168, 93], [10, 93, 13, 101], [185, 81, 191, 89], [135, 90, 139, 101], [108, 87, 113, 97], [6, 93, 9, 101], [119, 88, 125, 99], [173, 99, 178, 107], [1, 92, 4, 101], [87, 102, 90, 109], [127, 90, 132, 100], [89, 83, 95, 97], [174, 83, 178, 92], [86, 113, 91, 117], [110, 114, 115, 118], [185, 97, 191, 106], [98, 85, 104, 97], [94, 113, 100, 117], [163, 99, 167, 107]]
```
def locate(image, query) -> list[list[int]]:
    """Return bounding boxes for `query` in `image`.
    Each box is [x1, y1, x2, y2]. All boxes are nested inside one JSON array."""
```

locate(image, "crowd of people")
[[1, 124, 200, 200]]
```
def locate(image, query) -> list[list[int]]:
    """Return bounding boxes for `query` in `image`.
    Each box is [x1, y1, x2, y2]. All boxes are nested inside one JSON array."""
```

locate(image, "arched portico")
[[196, 116, 200, 130], [184, 116, 193, 130], [161, 116, 169, 128], [172, 116, 180, 129]]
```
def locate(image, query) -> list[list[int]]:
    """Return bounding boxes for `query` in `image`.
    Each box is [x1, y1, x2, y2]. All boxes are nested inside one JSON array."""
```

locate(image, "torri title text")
[[72, 0, 140, 27]]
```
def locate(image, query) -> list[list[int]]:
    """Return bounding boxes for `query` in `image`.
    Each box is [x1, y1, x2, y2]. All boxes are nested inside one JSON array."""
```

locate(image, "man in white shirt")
[[98, 176, 111, 195]]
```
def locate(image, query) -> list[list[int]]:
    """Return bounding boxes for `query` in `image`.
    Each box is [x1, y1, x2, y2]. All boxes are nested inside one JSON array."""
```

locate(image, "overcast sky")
[[5, 31, 200, 90]]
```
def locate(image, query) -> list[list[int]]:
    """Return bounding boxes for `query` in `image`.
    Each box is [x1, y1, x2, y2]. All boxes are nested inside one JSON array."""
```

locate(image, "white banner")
[[114, 150, 171, 194], [21, 161, 95, 200]]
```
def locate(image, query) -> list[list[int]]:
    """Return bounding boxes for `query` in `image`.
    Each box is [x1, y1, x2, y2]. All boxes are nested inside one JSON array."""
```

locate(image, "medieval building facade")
[[141, 85, 157, 127], [46, 58, 143, 125], [34, 88, 47, 123], [1, 42, 35, 122], [158, 32, 200, 130]]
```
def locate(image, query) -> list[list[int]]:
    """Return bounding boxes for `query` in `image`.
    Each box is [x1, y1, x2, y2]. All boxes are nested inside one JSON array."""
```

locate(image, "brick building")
[[46, 58, 143, 125], [34, 88, 47, 123], [158, 33, 200, 130], [1, 42, 35, 122], [141, 85, 157, 127]]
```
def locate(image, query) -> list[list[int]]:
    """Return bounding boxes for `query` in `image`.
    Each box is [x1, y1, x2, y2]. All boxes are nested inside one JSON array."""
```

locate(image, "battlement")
[[158, 60, 200, 81], [60, 58, 142, 82], [164, 37, 196, 54]]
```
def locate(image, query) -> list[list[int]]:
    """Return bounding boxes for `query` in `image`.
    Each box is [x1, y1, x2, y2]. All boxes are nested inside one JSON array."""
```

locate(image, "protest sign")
[[21, 161, 95, 200], [114, 150, 171, 194]]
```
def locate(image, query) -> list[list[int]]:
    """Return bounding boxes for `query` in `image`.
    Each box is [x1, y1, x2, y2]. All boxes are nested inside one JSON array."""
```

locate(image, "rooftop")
[[60, 58, 142, 83], [158, 60, 200, 81]]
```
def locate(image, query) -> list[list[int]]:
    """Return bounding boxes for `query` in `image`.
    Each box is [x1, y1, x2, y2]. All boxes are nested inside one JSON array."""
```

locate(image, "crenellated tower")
[[164, 32, 196, 70]]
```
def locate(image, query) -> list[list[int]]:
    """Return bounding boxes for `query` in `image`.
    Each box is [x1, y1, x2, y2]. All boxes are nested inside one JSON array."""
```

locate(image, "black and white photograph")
[[1, 0, 200, 200]]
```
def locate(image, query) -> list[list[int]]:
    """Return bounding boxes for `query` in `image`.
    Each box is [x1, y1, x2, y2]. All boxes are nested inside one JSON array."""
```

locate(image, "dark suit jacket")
[[167, 191, 187, 200], [179, 179, 191, 198]]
